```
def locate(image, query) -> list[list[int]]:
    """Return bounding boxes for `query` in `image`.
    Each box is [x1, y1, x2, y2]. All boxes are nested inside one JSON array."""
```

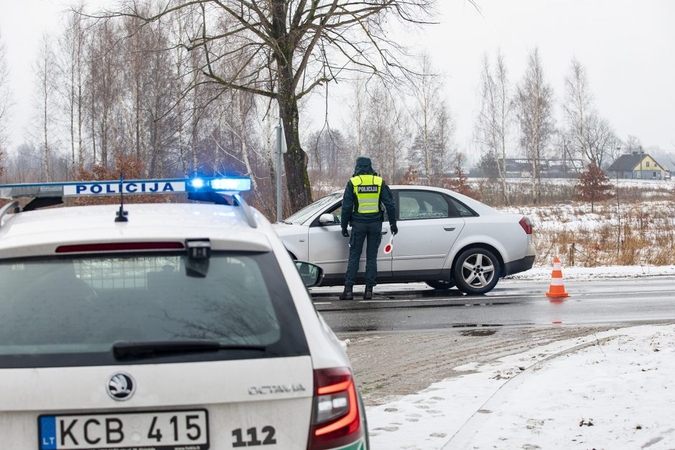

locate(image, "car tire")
[[452, 247, 500, 295], [425, 280, 455, 290]]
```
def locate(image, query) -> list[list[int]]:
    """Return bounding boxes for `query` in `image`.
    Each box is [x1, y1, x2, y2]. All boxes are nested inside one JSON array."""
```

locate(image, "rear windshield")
[[0, 251, 309, 368]]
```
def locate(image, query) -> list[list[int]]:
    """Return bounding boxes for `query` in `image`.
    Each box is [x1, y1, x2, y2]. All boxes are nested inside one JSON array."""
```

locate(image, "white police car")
[[0, 177, 368, 449]]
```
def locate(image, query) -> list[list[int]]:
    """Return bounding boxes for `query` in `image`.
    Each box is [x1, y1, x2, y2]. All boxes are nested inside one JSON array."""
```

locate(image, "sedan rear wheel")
[[453, 248, 500, 295]]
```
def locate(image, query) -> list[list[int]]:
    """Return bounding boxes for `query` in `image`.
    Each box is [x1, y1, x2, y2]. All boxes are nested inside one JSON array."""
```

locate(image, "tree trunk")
[[277, 61, 312, 213]]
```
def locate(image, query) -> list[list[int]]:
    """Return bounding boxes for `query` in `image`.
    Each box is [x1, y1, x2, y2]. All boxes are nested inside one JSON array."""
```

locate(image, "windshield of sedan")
[[0, 251, 308, 366], [282, 192, 342, 224]]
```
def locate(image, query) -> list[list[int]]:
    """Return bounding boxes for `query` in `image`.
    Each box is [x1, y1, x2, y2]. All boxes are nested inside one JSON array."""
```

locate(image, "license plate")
[[38, 409, 209, 450]]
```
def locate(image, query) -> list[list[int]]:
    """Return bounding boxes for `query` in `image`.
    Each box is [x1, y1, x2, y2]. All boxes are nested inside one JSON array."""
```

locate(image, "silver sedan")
[[273, 185, 536, 295]]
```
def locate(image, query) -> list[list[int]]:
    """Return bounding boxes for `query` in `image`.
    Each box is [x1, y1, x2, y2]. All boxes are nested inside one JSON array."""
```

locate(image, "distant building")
[[606, 152, 668, 180], [503, 158, 583, 178]]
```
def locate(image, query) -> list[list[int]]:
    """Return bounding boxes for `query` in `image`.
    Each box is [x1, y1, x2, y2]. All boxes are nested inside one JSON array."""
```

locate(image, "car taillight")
[[307, 367, 363, 450], [519, 217, 532, 234]]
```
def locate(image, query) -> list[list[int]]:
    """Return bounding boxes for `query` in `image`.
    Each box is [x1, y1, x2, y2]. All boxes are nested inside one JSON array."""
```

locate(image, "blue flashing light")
[[190, 178, 205, 189]]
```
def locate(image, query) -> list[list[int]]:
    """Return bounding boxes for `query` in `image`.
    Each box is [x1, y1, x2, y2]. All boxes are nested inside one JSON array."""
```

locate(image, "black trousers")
[[344, 220, 382, 287]]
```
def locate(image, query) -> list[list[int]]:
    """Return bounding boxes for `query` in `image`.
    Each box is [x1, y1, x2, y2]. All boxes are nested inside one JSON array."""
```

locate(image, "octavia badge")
[[106, 372, 136, 401]]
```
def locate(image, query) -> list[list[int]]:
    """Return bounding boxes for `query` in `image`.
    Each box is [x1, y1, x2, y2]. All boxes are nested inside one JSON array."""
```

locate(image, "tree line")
[[0, 1, 651, 217]]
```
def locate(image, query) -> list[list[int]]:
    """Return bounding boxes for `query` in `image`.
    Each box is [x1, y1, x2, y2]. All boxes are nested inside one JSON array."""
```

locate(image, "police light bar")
[[0, 176, 252, 199]]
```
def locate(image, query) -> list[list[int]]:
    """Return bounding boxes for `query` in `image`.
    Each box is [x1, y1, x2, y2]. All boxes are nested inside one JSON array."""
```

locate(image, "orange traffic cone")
[[546, 255, 569, 298]]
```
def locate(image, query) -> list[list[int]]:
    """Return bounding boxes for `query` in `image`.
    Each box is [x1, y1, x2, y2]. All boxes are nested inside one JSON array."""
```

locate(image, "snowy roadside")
[[507, 264, 675, 281], [365, 323, 675, 450]]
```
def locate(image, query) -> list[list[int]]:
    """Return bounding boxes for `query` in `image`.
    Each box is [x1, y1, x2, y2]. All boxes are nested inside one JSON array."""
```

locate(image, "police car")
[[0, 177, 369, 449]]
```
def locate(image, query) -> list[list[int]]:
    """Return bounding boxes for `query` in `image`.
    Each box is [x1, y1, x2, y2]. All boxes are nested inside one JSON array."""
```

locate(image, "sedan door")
[[307, 201, 393, 278], [391, 189, 465, 275]]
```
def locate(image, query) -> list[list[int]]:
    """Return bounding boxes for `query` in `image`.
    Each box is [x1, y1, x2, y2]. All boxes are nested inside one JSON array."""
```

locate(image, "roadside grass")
[[496, 179, 675, 268]]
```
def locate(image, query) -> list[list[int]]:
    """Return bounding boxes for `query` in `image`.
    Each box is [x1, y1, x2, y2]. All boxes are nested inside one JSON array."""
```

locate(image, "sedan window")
[[448, 196, 478, 217], [284, 192, 342, 224], [398, 191, 453, 220]]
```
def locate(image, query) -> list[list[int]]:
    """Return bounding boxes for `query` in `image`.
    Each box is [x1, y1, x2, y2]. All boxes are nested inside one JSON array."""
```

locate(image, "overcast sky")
[[423, 0, 675, 154], [1, 0, 674, 156]]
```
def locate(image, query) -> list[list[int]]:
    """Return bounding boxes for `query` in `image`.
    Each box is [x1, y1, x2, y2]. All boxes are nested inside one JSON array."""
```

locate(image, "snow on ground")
[[355, 265, 675, 449], [509, 264, 675, 281], [366, 322, 675, 450]]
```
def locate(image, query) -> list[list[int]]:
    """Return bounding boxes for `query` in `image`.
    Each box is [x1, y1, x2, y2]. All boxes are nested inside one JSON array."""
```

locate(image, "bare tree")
[[33, 34, 60, 181], [474, 51, 512, 204], [408, 53, 455, 184], [562, 58, 592, 162], [101, 0, 437, 212], [6, 143, 43, 182], [562, 58, 621, 169], [584, 114, 620, 168], [0, 31, 11, 178], [515, 47, 555, 204], [306, 128, 348, 184], [138, 18, 180, 176], [86, 19, 127, 167], [624, 135, 643, 154], [344, 72, 369, 166], [57, 7, 88, 173], [363, 80, 408, 183]]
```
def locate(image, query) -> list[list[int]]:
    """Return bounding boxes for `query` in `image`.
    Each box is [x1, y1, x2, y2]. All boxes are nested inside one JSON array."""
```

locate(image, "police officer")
[[340, 157, 397, 300]]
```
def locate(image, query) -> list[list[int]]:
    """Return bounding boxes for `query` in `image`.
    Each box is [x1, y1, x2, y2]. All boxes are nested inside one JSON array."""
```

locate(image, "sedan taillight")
[[307, 367, 363, 450], [519, 217, 533, 234]]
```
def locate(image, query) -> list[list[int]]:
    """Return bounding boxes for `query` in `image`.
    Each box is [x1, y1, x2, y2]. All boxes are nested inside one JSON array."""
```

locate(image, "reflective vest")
[[351, 175, 383, 214]]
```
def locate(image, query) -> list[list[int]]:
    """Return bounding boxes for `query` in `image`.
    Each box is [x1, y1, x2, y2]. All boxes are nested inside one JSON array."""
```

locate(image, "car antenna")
[[115, 172, 129, 222]]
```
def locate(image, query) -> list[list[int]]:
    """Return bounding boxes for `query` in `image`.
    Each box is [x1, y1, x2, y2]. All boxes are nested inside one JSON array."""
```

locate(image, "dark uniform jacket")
[[341, 157, 397, 229]]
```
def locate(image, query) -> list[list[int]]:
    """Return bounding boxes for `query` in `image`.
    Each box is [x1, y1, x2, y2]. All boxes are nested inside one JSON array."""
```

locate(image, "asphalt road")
[[312, 277, 675, 332]]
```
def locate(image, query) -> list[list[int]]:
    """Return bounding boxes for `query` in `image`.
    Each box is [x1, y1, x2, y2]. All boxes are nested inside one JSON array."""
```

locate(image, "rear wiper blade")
[[112, 340, 267, 359]]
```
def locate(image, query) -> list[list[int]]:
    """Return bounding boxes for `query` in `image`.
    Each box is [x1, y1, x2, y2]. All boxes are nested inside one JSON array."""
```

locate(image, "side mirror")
[[295, 261, 324, 287], [318, 213, 337, 225]]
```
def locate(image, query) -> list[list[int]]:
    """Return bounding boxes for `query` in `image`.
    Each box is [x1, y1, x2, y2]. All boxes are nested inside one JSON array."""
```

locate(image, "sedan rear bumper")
[[503, 255, 535, 276]]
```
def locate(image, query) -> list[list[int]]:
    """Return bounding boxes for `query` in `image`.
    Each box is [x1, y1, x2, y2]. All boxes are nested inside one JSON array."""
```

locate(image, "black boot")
[[339, 285, 353, 300], [364, 285, 373, 300]]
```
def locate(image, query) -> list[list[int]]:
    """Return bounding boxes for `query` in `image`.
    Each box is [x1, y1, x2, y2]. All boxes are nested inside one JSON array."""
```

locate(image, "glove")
[[390, 223, 398, 235], [342, 228, 349, 237]]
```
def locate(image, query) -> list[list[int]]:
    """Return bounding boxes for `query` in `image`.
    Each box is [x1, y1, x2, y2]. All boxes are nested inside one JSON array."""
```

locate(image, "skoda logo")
[[106, 372, 136, 401]]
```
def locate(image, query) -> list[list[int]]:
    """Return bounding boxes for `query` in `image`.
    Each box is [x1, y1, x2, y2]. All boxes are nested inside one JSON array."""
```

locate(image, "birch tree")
[[408, 53, 455, 184], [101, 0, 436, 212], [33, 34, 59, 181], [57, 7, 87, 173], [563, 58, 620, 168], [474, 51, 512, 204], [562, 58, 591, 163], [515, 47, 555, 204]]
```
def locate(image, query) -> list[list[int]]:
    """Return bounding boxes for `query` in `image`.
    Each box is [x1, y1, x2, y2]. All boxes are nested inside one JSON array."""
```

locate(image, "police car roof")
[[0, 202, 274, 257]]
